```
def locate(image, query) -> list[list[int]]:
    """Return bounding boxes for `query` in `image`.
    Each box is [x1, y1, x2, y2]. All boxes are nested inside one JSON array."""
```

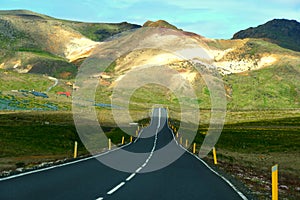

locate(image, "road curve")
[[0, 108, 246, 200]]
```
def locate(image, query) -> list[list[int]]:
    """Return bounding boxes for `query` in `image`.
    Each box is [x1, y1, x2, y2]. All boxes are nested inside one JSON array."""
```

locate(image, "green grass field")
[[0, 111, 136, 171]]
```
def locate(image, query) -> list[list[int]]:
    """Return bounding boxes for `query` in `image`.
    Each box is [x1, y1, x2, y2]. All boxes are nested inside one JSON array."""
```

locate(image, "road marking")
[[134, 107, 161, 174], [96, 108, 246, 200], [0, 142, 133, 182], [102, 108, 162, 199], [107, 182, 125, 195], [173, 133, 248, 199], [126, 173, 136, 181], [165, 111, 247, 200], [134, 130, 143, 143], [135, 167, 143, 173]]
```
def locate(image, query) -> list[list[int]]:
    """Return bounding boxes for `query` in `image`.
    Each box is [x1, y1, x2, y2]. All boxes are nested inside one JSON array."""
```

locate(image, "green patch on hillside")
[[0, 70, 72, 111], [0, 70, 52, 90], [225, 64, 300, 109], [64, 21, 141, 42], [17, 48, 65, 60]]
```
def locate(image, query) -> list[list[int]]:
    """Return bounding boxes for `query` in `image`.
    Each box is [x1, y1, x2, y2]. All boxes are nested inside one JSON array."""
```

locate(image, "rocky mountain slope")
[[232, 19, 300, 52]]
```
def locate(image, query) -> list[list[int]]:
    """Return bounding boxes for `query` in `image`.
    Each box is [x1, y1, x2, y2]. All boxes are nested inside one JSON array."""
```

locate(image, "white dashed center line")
[[107, 182, 125, 195], [125, 173, 136, 181], [96, 108, 161, 200]]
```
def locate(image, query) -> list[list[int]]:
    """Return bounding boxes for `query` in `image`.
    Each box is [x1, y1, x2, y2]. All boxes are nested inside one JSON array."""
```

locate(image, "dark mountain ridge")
[[232, 19, 300, 52]]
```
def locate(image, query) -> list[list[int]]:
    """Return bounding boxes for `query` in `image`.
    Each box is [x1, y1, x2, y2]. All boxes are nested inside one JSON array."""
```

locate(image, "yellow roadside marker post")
[[185, 139, 188, 148], [108, 138, 111, 150], [176, 132, 179, 138], [73, 141, 78, 159], [213, 147, 218, 165], [130, 136, 133, 142], [136, 130, 138, 136], [193, 143, 196, 154], [122, 136, 125, 145], [180, 137, 183, 145], [272, 164, 278, 200]]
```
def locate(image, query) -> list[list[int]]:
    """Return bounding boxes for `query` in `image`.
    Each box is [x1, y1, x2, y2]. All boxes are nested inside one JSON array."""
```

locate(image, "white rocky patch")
[[213, 55, 277, 75], [65, 37, 99, 62]]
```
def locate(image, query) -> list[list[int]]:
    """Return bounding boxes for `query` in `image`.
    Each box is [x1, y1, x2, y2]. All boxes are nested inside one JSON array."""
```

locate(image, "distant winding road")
[[0, 108, 247, 200], [46, 76, 58, 92]]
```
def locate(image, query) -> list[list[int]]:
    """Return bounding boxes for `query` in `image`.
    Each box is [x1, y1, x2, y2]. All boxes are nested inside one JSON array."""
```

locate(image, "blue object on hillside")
[[94, 103, 121, 109], [94, 103, 112, 108], [43, 104, 58, 110], [31, 91, 49, 98]]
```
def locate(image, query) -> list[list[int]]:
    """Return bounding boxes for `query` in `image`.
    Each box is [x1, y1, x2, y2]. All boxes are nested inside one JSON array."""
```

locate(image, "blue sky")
[[1, 0, 300, 39]]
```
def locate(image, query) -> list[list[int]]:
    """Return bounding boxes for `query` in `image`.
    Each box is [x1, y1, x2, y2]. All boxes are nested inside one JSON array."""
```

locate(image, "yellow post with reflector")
[[108, 138, 111, 150], [193, 143, 196, 154], [122, 136, 125, 145], [185, 139, 188, 148], [130, 136, 133, 142], [272, 164, 278, 200], [176, 132, 178, 138], [73, 141, 78, 159], [213, 147, 217, 165]]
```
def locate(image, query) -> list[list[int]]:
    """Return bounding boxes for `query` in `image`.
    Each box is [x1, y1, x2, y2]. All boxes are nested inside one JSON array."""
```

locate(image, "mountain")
[[143, 20, 180, 30], [232, 19, 300, 52], [0, 10, 140, 78], [0, 10, 299, 110]]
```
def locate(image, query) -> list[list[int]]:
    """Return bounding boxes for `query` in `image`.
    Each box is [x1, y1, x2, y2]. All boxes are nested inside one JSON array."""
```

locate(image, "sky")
[[1, 0, 300, 39]]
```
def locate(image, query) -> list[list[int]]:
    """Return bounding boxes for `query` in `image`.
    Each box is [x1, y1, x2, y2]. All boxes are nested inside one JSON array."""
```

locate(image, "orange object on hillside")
[[57, 91, 71, 97]]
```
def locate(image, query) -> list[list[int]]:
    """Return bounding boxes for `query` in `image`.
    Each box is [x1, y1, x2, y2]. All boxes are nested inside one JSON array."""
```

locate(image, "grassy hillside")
[[202, 38, 300, 110], [0, 69, 72, 111], [0, 10, 140, 78], [65, 21, 141, 42], [223, 63, 300, 110]]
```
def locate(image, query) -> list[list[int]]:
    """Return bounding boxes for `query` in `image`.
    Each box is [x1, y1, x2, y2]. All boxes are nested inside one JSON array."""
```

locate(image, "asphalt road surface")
[[0, 108, 246, 200]]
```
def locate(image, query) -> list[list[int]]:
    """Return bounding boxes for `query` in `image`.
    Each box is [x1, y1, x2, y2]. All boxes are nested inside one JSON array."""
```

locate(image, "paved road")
[[0, 108, 246, 200]]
